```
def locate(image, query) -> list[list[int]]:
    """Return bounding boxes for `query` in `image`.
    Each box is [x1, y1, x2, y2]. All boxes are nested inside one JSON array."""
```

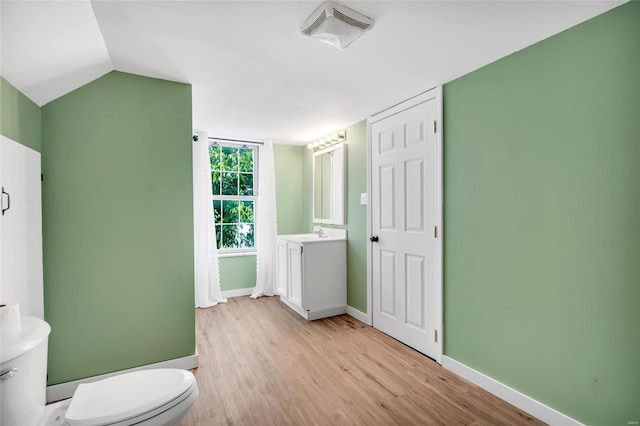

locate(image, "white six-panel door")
[[369, 89, 442, 361]]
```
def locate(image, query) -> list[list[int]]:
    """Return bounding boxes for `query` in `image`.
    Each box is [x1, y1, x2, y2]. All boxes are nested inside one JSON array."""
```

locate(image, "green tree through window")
[[210, 142, 257, 251]]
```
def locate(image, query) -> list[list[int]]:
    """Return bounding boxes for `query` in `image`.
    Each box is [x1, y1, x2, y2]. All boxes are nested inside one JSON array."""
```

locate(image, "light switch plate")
[[360, 193, 368, 205]]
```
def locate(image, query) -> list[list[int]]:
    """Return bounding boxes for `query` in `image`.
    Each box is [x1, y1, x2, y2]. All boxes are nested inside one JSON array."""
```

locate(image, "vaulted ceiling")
[[1, 1, 624, 144]]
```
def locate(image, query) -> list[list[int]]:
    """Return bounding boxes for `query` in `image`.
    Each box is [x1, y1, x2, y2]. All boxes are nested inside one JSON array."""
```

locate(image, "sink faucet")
[[313, 226, 327, 238]]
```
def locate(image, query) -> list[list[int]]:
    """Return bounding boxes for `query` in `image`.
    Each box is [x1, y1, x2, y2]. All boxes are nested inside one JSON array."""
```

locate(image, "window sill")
[[218, 251, 257, 258]]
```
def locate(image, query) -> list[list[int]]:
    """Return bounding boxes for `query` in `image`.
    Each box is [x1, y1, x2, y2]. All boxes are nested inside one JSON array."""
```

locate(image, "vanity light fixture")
[[300, 1, 374, 50], [307, 130, 346, 150]]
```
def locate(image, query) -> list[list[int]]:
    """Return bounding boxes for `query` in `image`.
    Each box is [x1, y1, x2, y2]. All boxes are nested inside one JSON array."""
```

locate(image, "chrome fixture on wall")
[[307, 130, 346, 150]]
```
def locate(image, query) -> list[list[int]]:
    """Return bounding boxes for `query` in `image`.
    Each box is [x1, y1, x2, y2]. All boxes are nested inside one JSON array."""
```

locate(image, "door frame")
[[366, 87, 444, 364]]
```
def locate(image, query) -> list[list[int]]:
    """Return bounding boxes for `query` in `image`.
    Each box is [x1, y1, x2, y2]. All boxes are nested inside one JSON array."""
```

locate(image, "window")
[[210, 141, 258, 253]]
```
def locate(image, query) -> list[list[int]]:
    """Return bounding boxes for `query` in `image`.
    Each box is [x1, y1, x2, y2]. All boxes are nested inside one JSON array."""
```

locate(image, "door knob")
[[369, 235, 379, 243]]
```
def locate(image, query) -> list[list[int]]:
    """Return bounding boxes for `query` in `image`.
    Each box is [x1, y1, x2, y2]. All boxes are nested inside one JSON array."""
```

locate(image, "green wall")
[[303, 121, 368, 312], [218, 143, 306, 291], [342, 121, 368, 312], [219, 256, 256, 291], [443, 2, 640, 425], [274, 144, 305, 235], [0, 76, 41, 151], [41, 71, 195, 384]]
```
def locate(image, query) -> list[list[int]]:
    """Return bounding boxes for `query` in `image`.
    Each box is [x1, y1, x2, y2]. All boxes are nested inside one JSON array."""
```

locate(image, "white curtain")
[[251, 140, 278, 298], [193, 131, 226, 308]]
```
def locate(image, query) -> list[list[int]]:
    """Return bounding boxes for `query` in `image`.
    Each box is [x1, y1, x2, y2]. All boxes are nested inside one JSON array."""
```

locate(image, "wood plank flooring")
[[182, 296, 544, 426]]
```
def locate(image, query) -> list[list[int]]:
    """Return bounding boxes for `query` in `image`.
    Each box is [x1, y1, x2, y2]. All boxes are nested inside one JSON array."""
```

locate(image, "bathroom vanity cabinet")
[[276, 229, 346, 320]]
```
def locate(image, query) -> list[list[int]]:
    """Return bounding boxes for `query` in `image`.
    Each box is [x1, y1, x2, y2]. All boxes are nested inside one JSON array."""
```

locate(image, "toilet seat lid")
[[64, 368, 195, 426]]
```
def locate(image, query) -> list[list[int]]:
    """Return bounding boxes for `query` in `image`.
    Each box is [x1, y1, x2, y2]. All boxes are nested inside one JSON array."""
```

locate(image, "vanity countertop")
[[277, 227, 347, 243], [277, 234, 344, 243]]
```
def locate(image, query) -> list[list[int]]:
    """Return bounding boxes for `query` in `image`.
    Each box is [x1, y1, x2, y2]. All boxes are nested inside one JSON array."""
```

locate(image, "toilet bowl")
[[0, 316, 199, 426]]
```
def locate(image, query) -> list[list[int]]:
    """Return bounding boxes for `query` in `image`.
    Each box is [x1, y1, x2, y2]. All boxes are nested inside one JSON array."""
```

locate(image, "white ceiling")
[[1, 1, 624, 144]]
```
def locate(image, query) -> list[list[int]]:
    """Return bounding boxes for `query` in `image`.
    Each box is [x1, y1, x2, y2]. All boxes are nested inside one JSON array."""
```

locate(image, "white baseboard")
[[221, 287, 254, 298], [441, 356, 583, 426], [46, 354, 199, 403], [346, 305, 371, 325]]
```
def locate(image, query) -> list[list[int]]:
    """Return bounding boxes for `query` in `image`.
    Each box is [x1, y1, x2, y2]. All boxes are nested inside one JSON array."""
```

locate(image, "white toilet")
[[0, 316, 199, 426]]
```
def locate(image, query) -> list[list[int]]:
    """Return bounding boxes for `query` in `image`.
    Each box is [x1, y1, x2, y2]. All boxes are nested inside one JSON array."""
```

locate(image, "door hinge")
[[300, 246, 303, 254], [433, 120, 437, 134], [41, 174, 44, 182], [434, 329, 438, 342], [434, 226, 438, 238]]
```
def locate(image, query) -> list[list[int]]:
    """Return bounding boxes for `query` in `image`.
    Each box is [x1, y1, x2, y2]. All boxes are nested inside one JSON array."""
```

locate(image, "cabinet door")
[[276, 239, 288, 297], [287, 243, 303, 308]]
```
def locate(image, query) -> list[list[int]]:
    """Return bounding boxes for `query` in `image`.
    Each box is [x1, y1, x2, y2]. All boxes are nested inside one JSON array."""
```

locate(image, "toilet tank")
[[1, 316, 51, 426]]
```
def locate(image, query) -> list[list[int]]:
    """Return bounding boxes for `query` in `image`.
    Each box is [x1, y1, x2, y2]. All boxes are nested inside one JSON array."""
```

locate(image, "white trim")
[[221, 287, 254, 298], [369, 87, 440, 124], [435, 86, 444, 364], [370, 87, 440, 120], [46, 354, 199, 403], [366, 116, 373, 329], [442, 356, 584, 426], [218, 251, 256, 258], [366, 87, 444, 364], [346, 305, 371, 325]]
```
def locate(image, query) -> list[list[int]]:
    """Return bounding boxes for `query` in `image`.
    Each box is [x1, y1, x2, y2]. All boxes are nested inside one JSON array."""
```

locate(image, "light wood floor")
[[182, 296, 544, 426]]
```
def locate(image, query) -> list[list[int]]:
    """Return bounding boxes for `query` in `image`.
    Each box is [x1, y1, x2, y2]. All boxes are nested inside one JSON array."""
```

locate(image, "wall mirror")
[[313, 143, 346, 225]]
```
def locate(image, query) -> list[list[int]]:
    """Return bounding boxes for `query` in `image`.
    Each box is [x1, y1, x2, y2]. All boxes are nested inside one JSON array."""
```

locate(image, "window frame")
[[209, 139, 259, 256]]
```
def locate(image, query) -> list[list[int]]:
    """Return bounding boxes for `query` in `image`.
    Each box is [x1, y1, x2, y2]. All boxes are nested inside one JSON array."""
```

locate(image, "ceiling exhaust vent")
[[300, 1, 374, 50]]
